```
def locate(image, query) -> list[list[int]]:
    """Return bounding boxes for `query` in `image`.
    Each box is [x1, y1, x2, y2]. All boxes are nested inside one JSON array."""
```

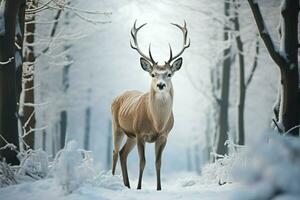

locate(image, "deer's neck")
[[148, 85, 173, 133]]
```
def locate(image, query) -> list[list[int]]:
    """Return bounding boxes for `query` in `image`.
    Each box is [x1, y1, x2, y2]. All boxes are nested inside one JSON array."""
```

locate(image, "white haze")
[[34, 0, 277, 176]]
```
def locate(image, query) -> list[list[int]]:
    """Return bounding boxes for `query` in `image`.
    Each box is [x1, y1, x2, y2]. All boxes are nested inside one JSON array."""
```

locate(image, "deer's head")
[[130, 21, 190, 93]]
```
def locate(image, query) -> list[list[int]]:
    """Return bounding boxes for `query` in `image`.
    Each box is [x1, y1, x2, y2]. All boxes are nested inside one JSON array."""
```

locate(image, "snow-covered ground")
[[1, 140, 240, 200], [1, 130, 300, 200], [0, 173, 239, 200]]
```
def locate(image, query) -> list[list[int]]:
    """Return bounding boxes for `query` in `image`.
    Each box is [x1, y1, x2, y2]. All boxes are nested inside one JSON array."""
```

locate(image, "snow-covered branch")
[[25, 0, 55, 14], [53, 0, 111, 15], [18, 101, 49, 107], [0, 135, 18, 153], [0, 57, 14, 65]]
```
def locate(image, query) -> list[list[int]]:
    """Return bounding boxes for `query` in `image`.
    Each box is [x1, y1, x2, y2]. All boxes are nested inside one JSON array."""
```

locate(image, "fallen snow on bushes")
[[0, 141, 238, 200], [1, 132, 300, 200], [232, 130, 300, 200]]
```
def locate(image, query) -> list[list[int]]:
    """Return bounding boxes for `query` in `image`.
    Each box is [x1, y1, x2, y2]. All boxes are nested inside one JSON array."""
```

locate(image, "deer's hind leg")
[[112, 121, 124, 175], [120, 137, 136, 188]]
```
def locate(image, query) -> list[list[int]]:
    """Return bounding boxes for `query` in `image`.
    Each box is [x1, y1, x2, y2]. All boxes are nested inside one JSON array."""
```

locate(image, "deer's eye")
[[167, 73, 172, 77], [151, 73, 155, 77]]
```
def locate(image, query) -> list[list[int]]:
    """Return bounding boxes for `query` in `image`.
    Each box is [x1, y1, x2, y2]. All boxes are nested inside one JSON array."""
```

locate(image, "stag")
[[111, 20, 190, 190]]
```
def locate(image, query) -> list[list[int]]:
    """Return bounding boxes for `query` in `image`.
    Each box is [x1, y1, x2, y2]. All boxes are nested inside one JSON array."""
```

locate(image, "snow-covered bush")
[[200, 141, 248, 185], [50, 140, 96, 194], [0, 160, 18, 187], [232, 130, 300, 200], [18, 149, 49, 179], [0, 148, 49, 187]]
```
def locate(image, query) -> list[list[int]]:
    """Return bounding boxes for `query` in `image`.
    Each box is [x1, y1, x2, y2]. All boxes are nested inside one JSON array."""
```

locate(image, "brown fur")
[[112, 88, 174, 142], [111, 85, 174, 190]]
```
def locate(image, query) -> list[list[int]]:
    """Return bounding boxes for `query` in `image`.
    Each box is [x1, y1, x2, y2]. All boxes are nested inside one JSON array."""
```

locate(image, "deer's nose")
[[157, 82, 166, 90]]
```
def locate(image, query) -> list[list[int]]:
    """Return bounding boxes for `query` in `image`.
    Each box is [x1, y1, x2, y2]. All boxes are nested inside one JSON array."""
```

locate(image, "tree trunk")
[[21, 5, 36, 149], [216, 0, 231, 155], [58, 9, 72, 150], [59, 111, 67, 149], [0, 0, 22, 165], [278, 0, 299, 136], [186, 147, 192, 171], [204, 108, 214, 163], [42, 130, 46, 151], [15, 1, 25, 105], [248, 0, 300, 136], [194, 144, 201, 174], [233, 1, 245, 145], [84, 107, 91, 150]]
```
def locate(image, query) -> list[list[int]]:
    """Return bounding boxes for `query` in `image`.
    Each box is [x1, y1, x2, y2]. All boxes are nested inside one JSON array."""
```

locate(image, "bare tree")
[[216, 0, 232, 155], [59, 8, 72, 150], [20, 0, 37, 150], [1, 0, 110, 164], [0, 0, 26, 165], [248, 0, 300, 136], [84, 89, 92, 150], [232, 0, 260, 145]]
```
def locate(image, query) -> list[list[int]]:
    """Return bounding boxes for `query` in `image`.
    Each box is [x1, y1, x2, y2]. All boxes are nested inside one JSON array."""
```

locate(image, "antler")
[[167, 21, 190, 64], [130, 20, 156, 64]]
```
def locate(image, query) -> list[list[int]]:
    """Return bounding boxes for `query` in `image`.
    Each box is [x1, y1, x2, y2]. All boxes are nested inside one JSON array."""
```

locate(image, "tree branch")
[[247, 0, 286, 68], [246, 34, 259, 87], [35, 10, 62, 58], [25, 0, 54, 14]]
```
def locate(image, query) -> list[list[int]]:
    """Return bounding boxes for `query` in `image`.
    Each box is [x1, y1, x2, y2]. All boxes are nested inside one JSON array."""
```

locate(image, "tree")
[[216, 0, 232, 155], [232, 0, 260, 145], [84, 88, 92, 150], [248, 0, 300, 136], [185, 0, 233, 158], [59, 9, 72, 150], [0, 0, 26, 165], [0, 0, 110, 163], [20, 0, 37, 150]]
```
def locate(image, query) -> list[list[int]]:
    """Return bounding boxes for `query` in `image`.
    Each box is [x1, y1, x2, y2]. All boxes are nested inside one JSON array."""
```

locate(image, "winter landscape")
[[0, 0, 300, 200]]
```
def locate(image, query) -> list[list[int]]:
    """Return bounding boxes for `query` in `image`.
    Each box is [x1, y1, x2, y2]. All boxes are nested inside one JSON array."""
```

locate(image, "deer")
[[111, 20, 190, 191]]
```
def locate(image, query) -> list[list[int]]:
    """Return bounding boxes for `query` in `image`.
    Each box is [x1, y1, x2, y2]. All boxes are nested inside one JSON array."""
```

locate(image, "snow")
[[0, 173, 239, 200], [2, 130, 300, 199], [51, 141, 96, 194], [231, 130, 300, 200], [18, 149, 49, 179], [0, 140, 241, 200]]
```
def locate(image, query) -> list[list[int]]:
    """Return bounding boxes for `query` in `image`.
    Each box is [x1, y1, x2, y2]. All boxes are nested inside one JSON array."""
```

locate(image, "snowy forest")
[[0, 0, 300, 199]]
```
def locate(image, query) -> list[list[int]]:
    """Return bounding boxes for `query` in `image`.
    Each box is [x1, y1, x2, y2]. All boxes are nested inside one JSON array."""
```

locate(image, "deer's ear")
[[171, 57, 183, 72], [140, 57, 152, 72]]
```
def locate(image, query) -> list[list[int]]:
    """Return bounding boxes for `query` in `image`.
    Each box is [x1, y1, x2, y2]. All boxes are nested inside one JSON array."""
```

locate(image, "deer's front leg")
[[137, 137, 146, 190], [155, 135, 167, 191]]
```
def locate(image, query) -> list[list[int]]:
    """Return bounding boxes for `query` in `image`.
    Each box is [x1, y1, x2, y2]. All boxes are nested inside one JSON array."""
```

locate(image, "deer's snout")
[[157, 82, 166, 90]]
